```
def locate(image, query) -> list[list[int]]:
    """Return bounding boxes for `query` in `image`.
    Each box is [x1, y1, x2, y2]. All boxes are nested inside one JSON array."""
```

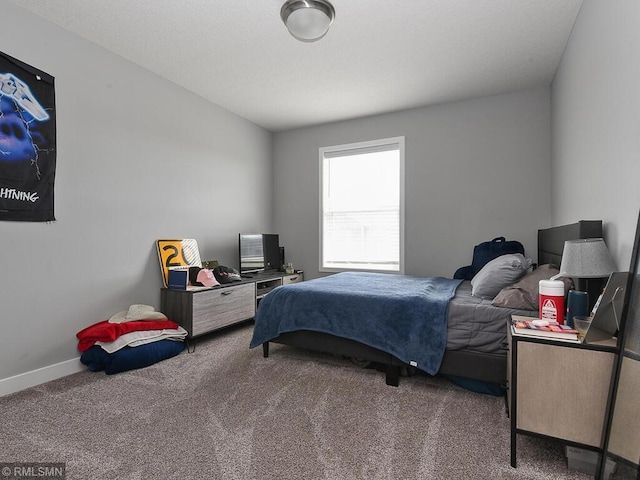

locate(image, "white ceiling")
[[8, 0, 583, 132]]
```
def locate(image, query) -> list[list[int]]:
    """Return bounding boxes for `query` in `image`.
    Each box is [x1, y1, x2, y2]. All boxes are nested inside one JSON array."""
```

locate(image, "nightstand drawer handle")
[[221, 291, 233, 296]]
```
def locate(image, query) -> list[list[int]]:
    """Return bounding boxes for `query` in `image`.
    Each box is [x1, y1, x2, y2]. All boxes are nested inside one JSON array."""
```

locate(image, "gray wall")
[[273, 87, 552, 279], [7, 0, 636, 393], [551, 0, 640, 269], [0, 3, 272, 390]]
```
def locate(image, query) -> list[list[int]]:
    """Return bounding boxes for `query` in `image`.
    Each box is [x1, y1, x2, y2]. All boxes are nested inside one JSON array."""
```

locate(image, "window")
[[320, 137, 405, 273]]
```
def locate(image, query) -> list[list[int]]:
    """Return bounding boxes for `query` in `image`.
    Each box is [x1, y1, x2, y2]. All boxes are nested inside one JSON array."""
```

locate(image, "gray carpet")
[[0, 322, 634, 479]]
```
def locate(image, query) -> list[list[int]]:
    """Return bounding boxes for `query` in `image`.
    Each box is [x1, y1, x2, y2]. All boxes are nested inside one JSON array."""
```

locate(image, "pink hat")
[[196, 268, 220, 287]]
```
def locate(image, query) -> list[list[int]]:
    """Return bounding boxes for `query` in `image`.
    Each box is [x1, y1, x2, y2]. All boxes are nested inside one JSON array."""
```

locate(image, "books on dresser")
[[511, 315, 580, 342], [167, 269, 188, 290]]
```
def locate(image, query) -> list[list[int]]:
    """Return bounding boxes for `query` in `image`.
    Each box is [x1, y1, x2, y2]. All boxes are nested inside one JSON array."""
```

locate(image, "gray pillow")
[[492, 264, 573, 310], [471, 253, 532, 299]]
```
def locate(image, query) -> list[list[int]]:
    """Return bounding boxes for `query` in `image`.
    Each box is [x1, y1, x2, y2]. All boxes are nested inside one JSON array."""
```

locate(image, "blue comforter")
[[250, 272, 462, 375]]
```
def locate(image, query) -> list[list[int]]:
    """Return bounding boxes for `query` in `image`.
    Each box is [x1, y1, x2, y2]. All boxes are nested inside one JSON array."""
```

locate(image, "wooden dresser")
[[161, 271, 303, 338]]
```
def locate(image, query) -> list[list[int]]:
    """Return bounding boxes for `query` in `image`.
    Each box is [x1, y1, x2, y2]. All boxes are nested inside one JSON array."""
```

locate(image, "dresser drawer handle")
[[221, 291, 233, 296], [289, 276, 298, 281]]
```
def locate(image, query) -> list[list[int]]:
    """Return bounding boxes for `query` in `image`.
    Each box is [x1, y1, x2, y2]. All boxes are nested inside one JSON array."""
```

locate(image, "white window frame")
[[319, 136, 405, 274]]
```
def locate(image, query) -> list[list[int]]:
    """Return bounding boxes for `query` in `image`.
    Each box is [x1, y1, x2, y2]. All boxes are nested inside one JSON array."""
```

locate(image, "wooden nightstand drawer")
[[516, 341, 613, 446]]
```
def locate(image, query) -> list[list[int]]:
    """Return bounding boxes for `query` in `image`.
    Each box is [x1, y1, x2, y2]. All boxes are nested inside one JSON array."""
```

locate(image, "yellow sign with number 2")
[[156, 239, 202, 287]]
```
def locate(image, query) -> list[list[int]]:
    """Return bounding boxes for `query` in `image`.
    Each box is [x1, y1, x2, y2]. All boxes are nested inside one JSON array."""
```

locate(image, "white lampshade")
[[558, 238, 617, 278], [281, 0, 335, 42]]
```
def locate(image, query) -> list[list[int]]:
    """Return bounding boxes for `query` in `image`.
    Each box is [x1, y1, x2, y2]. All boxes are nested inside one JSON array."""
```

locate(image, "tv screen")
[[239, 233, 265, 274]]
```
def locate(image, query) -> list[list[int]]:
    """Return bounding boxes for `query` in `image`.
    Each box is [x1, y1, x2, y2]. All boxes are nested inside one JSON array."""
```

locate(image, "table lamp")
[[552, 238, 617, 280], [552, 238, 617, 325]]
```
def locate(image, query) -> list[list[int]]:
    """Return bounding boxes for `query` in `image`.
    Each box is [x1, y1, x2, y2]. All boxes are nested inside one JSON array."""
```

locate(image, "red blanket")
[[76, 319, 180, 352]]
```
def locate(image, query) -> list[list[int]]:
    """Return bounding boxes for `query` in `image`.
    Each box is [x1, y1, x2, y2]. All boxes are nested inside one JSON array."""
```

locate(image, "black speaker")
[[279, 246, 285, 272], [263, 234, 280, 271]]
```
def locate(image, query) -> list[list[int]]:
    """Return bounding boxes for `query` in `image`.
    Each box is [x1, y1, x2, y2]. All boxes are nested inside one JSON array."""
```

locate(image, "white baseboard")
[[0, 357, 84, 397]]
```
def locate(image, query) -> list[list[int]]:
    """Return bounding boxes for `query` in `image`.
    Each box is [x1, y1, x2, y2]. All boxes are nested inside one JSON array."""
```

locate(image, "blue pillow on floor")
[[80, 339, 185, 374]]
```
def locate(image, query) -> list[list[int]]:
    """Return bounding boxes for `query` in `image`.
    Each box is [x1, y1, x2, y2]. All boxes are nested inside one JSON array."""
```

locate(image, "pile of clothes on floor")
[[76, 304, 187, 374]]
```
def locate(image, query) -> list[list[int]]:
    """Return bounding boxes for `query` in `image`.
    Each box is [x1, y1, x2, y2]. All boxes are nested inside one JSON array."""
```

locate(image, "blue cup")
[[566, 290, 589, 329]]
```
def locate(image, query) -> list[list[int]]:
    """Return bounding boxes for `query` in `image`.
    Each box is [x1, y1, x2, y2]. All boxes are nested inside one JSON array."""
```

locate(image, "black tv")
[[239, 233, 281, 274], [239, 233, 265, 274]]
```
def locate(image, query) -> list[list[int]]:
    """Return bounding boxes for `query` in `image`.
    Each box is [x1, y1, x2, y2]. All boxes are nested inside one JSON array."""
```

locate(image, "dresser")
[[161, 271, 303, 338]]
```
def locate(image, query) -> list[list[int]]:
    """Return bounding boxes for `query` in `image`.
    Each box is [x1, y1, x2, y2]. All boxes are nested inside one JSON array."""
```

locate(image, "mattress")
[[446, 281, 536, 353]]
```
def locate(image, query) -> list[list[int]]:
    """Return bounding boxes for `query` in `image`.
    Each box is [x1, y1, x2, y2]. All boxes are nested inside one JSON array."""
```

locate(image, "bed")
[[250, 220, 604, 387]]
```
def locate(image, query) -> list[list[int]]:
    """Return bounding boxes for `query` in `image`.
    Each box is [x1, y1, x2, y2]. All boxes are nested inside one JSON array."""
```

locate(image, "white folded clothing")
[[96, 326, 188, 353]]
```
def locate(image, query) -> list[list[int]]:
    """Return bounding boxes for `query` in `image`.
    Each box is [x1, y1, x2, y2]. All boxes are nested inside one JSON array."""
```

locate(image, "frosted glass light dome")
[[281, 0, 336, 42]]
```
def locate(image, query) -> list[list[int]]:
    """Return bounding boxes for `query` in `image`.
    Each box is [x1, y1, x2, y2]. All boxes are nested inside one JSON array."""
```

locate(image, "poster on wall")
[[0, 51, 56, 222]]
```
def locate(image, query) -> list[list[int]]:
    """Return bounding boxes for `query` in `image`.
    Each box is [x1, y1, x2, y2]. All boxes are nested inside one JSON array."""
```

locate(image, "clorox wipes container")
[[539, 280, 565, 324]]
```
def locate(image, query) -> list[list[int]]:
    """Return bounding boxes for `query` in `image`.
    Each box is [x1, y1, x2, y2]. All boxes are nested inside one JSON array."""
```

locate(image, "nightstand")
[[508, 316, 617, 468]]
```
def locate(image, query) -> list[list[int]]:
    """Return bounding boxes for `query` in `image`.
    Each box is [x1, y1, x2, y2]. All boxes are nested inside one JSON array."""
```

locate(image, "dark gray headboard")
[[538, 220, 603, 267], [537, 220, 605, 309]]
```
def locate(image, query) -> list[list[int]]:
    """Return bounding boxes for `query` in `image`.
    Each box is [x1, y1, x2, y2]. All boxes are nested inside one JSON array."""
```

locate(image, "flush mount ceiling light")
[[280, 0, 336, 42]]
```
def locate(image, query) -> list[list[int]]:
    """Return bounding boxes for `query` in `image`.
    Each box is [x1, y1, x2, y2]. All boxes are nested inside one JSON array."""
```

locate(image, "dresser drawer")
[[192, 283, 255, 336], [282, 273, 303, 285]]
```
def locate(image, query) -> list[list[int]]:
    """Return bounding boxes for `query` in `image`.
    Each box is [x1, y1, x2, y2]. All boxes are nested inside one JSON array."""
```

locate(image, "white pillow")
[[471, 253, 532, 299]]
